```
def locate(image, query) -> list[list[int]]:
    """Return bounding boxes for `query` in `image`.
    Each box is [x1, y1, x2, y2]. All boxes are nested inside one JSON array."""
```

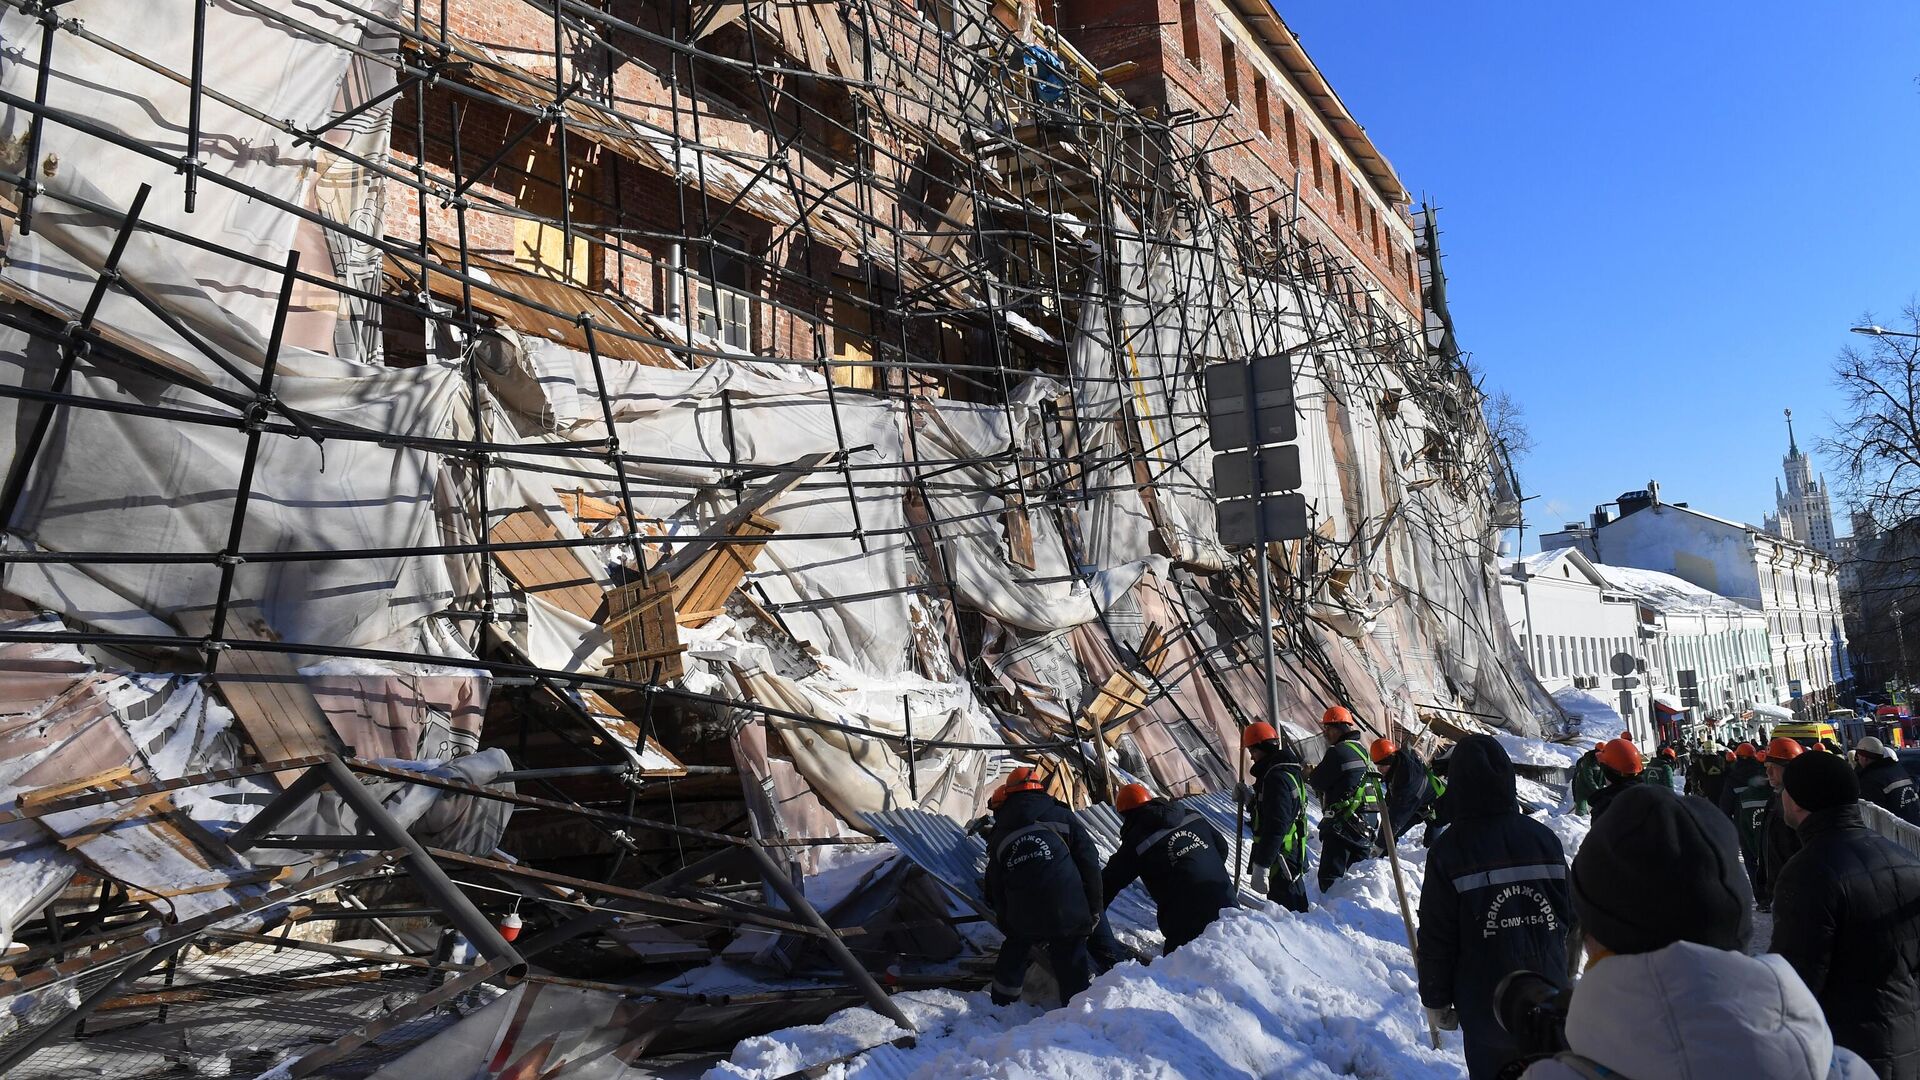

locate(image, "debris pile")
[[0, 0, 1558, 1074]]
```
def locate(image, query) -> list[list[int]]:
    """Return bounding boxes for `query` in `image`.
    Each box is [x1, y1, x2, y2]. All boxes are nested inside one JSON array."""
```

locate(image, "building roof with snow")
[[1591, 563, 1753, 616]]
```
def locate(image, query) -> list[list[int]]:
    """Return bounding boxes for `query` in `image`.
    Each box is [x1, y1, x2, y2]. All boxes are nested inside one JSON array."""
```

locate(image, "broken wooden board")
[[603, 571, 686, 684], [671, 511, 777, 626], [489, 510, 607, 621], [1076, 625, 1169, 745], [177, 609, 345, 763]]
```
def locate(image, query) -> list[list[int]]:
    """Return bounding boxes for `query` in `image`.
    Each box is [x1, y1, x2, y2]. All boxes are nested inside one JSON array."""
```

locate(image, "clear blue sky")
[[1278, 1, 1920, 548]]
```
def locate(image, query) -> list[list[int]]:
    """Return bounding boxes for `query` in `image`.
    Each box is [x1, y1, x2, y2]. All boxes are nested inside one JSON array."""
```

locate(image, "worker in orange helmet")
[[1588, 739, 1643, 818], [982, 763, 1103, 1006], [1643, 745, 1680, 793], [1309, 706, 1385, 892], [1101, 783, 1233, 951], [1717, 742, 1765, 821], [1241, 721, 1309, 911], [1751, 737, 1807, 911], [1372, 737, 1448, 847]]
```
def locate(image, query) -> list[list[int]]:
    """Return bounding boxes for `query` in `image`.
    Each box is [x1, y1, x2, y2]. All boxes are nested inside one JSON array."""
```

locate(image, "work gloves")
[[1249, 862, 1270, 895], [1427, 1006, 1459, 1031]]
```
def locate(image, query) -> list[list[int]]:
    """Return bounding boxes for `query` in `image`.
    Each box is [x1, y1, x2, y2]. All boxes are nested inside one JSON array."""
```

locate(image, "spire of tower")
[[1785, 407, 1798, 456]]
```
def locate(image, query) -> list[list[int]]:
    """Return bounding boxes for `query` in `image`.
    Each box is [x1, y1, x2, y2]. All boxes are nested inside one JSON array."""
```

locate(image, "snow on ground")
[[712, 803, 1592, 1080]]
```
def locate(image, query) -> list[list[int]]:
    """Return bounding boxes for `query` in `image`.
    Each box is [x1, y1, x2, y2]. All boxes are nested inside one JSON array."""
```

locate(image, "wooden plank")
[[18, 766, 136, 807], [654, 453, 832, 579], [605, 571, 685, 683], [673, 512, 776, 626], [489, 510, 607, 620], [1003, 504, 1036, 570], [177, 609, 344, 762]]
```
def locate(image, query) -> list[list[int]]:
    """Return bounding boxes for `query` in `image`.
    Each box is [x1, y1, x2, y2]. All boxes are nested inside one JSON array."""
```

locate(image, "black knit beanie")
[[1784, 751, 1860, 813], [1571, 784, 1752, 954]]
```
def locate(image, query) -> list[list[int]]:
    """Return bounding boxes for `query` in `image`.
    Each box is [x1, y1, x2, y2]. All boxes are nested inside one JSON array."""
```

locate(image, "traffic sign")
[[1204, 354, 1295, 451], [1609, 652, 1637, 678], [1214, 444, 1302, 500], [1610, 676, 1640, 690], [1789, 679, 1804, 700], [1217, 493, 1310, 546]]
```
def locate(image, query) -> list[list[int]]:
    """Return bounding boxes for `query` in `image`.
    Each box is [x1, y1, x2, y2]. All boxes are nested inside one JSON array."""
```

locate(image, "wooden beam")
[[177, 609, 344, 762]]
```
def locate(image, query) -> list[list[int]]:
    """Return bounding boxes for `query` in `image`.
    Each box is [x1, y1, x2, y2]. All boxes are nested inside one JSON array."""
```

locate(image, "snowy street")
[[713, 786, 1589, 1080]]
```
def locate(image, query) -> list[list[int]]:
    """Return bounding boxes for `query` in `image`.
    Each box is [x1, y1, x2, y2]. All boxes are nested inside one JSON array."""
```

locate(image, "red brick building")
[[1053, 0, 1420, 320]]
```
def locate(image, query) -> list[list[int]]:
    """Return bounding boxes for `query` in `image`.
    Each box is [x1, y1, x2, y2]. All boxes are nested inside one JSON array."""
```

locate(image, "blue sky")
[[1277, 1, 1920, 548]]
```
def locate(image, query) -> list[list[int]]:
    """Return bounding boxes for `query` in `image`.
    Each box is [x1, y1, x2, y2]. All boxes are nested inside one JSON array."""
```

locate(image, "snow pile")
[[1549, 687, 1623, 738]]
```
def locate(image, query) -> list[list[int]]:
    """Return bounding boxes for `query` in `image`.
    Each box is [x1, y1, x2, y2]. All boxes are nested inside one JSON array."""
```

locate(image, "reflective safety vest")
[[1331, 740, 1386, 822], [1252, 765, 1311, 863]]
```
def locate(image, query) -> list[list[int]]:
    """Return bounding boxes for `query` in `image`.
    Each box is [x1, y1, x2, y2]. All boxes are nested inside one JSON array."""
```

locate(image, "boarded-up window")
[[831, 273, 875, 390], [513, 128, 600, 287]]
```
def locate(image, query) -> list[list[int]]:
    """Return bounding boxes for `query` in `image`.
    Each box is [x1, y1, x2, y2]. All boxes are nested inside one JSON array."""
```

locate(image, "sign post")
[[1207, 353, 1308, 891]]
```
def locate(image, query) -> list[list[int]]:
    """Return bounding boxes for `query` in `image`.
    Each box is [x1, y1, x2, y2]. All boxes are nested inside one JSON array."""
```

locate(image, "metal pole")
[[902, 695, 918, 803], [1380, 812, 1440, 1050], [745, 842, 915, 1033]]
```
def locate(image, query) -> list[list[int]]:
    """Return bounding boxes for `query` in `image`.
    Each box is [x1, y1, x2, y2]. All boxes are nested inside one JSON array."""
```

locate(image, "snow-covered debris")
[[714, 847, 1459, 1078]]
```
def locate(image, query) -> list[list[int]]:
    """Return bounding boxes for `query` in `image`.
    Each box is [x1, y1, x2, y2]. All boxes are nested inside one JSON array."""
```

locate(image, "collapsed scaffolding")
[[0, 0, 1562, 1075]]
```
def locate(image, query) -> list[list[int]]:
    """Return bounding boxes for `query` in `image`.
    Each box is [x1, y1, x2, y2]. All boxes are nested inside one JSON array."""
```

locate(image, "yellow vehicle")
[[1772, 721, 1840, 750]]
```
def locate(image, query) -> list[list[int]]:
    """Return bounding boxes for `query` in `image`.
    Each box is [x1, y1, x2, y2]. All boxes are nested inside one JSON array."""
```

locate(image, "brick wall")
[[1055, 0, 1421, 319]]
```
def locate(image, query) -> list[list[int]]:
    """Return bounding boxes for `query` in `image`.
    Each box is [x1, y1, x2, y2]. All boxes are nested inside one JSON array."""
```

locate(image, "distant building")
[[1501, 548, 1649, 740], [1541, 482, 1848, 716], [1503, 548, 1774, 743], [1763, 409, 1837, 553]]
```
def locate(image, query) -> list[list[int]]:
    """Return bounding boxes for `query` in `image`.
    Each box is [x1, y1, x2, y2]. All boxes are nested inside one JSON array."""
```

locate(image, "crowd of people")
[[974, 708, 1920, 1079]]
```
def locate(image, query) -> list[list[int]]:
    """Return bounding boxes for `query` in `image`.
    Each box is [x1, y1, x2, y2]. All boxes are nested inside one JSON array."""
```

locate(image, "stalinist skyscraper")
[[1764, 408, 1836, 552]]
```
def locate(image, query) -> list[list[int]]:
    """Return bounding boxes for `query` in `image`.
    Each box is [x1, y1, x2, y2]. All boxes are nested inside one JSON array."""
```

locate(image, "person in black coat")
[[1242, 722, 1310, 912], [1416, 735, 1572, 1080], [1102, 784, 1235, 951], [1309, 706, 1383, 891], [1373, 738, 1445, 845], [1771, 750, 1920, 1079], [1587, 739, 1643, 819], [1716, 743, 1764, 819], [1854, 737, 1920, 826], [983, 779, 1104, 1006]]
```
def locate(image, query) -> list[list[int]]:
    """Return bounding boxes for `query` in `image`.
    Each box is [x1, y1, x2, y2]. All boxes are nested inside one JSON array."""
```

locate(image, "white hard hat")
[[1855, 736, 1896, 760]]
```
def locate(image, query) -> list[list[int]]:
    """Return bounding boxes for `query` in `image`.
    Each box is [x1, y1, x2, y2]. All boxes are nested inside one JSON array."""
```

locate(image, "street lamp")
[[1852, 325, 1920, 339], [1894, 604, 1909, 692]]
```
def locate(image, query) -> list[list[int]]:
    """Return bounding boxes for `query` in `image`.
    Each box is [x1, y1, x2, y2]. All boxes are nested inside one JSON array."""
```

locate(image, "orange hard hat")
[[1004, 766, 1044, 795], [1735, 742, 1757, 760], [987, 783, 1009, 810], [1241, 722, 1279, 748], [1370, 738, 1398, 764], [1115, 783, 1152, 813], [1620, 731, 1634, 741], [1322, 706, 1355, 728], [1765, 737, 1804, 763], [1659, 746, 1677, 760], [1598, 739, 1644, 776], [1725, 750, 1736, 762]]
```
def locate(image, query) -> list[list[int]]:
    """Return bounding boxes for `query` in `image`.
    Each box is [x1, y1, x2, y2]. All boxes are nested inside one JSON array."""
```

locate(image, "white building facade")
[[1541, 484, 1848, 717], [1502, 549, 1650, 741], [1598, 564, 1775, 741]]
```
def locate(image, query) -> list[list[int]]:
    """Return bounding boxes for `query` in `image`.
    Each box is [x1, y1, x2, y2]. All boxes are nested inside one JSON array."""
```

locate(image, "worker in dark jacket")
[[1587, 739, 1642, 818], [1102, 783, 1234, 951], [1688, 744, 1731, 805], [1771, 749, 1920, 1078], [1373, 738, 1446, 846], [1416, 735, 1571, 1080], [1717, 742, 1764, 819], [1243, 722, 1310, 912], [1570, 746, 1604, 815], [1643, 745, 1679, 791], [983, 773, 1104, 1006], [1728, 743, 1777, 902], [1756, 737, 1806, 912], [1855, 737, 1920, 826], [1309, 706, 1384, 892]]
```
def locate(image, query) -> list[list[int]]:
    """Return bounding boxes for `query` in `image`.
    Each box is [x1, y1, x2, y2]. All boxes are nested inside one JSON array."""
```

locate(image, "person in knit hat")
[[1519, 784, 1873, 1079], [1772, 751, 1920, 1078]]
